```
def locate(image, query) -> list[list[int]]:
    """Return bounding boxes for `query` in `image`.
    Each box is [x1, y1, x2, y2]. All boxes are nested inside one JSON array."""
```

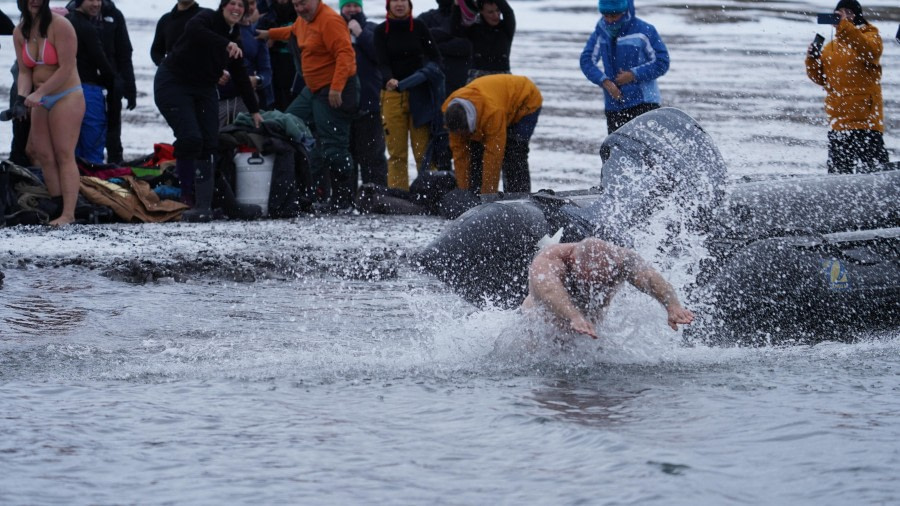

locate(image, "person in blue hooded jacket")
[[580, 0, 668, 133]]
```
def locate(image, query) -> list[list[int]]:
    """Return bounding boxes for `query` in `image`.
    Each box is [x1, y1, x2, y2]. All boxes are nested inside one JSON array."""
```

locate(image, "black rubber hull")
[[692, 228, 900, 344], [418, 199, 550, 308], [418, 107, 900, 343]]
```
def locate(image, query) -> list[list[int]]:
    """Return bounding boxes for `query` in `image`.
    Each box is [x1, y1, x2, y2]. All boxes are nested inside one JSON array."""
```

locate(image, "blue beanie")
[[598, 0, 627, 14]]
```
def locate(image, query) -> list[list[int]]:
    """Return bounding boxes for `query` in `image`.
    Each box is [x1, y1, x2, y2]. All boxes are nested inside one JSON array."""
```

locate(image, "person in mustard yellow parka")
[[442, 74, 541, 194], [805, 0, 890, 174]]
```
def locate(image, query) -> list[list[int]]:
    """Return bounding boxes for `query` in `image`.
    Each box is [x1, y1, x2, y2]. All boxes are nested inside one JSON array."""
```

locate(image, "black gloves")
[[0, 95, 27, 121], [114, 74, 137, 110]]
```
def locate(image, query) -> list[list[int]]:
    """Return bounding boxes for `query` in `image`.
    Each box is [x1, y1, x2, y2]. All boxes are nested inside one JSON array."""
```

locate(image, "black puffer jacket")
[[150, 1, 202, 66], [162, 9, 259, 113], [66, 9, 115, 88], [65, 0, 136, 101], [417, 0, 471, 93], [464, 0, 515, 72]]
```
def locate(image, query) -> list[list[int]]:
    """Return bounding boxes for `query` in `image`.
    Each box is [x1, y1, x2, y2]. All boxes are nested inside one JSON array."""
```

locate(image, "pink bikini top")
[[22, 38, 59, 68]]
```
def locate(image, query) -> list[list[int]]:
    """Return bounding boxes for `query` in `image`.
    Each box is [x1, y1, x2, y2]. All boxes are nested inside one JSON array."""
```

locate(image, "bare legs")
[[25, 90, 85, 226]]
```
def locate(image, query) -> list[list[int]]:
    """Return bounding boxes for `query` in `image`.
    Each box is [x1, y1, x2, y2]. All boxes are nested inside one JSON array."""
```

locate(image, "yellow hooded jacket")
[[806, 19, 884, 132], [441, 75, 543, 193]]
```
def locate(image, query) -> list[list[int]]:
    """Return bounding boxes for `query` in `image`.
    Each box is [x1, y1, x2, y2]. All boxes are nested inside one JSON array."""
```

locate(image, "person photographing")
[[805, 0, 889, 174]]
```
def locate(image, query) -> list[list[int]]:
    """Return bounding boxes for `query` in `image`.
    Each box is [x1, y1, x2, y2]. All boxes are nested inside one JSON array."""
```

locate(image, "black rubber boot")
[[329, 169, 356, 211], [214, 172, 262, 220], [174, 158, 195, 206], [181, 157, 215, 223]]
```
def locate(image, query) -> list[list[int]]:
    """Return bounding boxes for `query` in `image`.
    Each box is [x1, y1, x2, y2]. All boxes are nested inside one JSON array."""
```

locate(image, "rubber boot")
[[175, 158, 196, 207], [181, 157, 215, 222], [329, 168, 356, 211], [214, 172, 262, 220]]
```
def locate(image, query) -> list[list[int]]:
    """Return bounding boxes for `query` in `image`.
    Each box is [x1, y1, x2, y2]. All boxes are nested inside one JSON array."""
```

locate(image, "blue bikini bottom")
[[40, 85, 83, 110]]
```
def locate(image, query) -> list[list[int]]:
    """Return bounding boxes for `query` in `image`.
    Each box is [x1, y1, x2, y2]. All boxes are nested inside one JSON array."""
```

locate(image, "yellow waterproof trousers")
[[381, 90, 430, 190]]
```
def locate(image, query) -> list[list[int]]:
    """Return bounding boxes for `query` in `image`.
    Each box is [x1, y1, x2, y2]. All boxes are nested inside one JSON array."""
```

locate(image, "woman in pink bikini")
[[13, 0, 84, 226]]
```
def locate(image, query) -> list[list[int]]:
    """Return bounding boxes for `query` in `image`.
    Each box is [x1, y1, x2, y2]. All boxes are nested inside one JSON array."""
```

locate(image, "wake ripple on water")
[[2, 278, 91, 338]]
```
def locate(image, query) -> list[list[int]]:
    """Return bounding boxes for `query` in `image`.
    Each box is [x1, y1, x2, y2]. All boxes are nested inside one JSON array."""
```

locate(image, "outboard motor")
[[560, 107, 727, 244]]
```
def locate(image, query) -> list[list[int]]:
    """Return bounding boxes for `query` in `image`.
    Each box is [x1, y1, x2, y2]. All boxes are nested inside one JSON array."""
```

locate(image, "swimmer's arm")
[[527, 249, 599, 339], [625, 252, 695, 331]]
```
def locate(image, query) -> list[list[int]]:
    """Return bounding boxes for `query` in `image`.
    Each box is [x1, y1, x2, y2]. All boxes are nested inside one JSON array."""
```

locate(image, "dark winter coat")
[[256, 1, 298, 70], [217, 23, 275, 109], [66, 10, 115, 88], [150, 1, 202, 66], [65, 0, 136, 102], [374, 17, 441, 85], [0, 9, 15, 35], [464, 0, 515, 72], [346, 12, 381, 115], [417, 0, 471, 93], [162, 9, 260, 113]]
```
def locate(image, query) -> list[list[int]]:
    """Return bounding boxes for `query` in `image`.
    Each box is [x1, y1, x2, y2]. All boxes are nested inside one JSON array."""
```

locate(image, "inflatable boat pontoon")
[[418, 108, 900, 344]]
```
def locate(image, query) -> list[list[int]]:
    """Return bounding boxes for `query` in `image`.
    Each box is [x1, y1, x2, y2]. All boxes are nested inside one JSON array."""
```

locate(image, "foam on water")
[[4, 257, 898, 389]]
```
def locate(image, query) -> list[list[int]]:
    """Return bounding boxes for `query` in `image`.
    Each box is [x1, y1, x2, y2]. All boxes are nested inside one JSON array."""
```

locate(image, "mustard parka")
[[805, 19, 884, 132], [441, 74, 543, 193]]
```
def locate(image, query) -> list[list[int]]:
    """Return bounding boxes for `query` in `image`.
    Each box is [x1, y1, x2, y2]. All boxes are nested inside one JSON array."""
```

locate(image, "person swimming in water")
[[522, 238, 694, 339], [13, 0, 85, 226]]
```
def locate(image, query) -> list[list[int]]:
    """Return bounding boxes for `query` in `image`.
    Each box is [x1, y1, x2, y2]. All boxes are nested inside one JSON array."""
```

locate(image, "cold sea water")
[[2, 216, 900, 505], [2, 0, 900, 503]]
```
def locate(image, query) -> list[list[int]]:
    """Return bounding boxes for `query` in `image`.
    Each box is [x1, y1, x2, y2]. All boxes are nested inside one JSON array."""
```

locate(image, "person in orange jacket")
[[257, 0, 360, 209], [441, 74, 541, 194], [805, 0, 890, 174]]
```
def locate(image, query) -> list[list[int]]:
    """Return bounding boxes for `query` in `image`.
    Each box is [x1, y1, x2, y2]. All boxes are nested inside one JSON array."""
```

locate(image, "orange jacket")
[[441, 74, 542, 193], [268, 2, 356, 93], [805, 20, 883, 132]]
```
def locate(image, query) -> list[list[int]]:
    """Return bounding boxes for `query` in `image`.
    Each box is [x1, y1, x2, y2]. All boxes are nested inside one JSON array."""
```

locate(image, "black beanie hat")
[[834, 0, 865, 24], [74, 0, 85, 7]]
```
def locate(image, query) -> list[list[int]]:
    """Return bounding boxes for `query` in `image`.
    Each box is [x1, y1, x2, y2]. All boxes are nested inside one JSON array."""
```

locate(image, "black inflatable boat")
[[418, 108, 900, 344]]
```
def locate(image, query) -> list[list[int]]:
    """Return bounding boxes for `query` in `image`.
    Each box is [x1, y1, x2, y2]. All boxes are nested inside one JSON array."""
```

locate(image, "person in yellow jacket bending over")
[[805, 0, 890, 174], [442, 74, 542, 194]]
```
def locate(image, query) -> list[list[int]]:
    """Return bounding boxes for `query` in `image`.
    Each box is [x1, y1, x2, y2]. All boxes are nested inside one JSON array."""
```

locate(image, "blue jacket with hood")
[[580, 12, 669, 113]]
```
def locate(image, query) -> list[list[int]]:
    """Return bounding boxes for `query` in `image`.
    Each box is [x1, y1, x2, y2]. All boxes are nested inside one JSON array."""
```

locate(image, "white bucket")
[[234, 151, 275, 215]]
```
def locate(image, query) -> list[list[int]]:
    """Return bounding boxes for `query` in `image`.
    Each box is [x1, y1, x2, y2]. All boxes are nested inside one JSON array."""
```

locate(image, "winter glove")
[[125, 81, 137, 111], [113, 75, 125, 96], [1, 95, 28, 121]]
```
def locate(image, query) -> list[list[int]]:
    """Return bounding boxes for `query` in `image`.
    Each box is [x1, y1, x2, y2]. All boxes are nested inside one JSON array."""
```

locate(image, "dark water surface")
[[2, 263, 899, 504]]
